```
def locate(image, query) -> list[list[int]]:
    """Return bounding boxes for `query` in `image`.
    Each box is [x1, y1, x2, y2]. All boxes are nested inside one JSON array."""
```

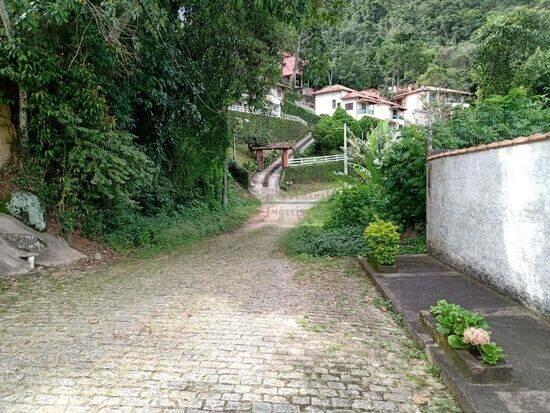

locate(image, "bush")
[[326, 184, 387, 229], [432, 88, 550, 150], [85, 187, 259, 257], [282, 225, 367, 257], [364, 219, 400, 265], [230, 111, 308, 144], [381, 126, 427, 229], [228, 160, 250, 188], [312, 108, 355, 153], [242, 132, 269, 153]]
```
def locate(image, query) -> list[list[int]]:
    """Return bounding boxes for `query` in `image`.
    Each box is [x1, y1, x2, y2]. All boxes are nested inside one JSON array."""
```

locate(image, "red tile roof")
[[394, 86, 471, 100], [312, 84, 355, 95]]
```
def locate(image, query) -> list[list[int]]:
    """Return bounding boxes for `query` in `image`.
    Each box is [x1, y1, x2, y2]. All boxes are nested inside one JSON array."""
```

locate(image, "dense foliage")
[[433, 89, 550, 149], [301, 1, 549, 92], [313, 108, 380, 154], [381, 127, 427, 228], [472, 7, 550, 97], [230, 111, 309, 145], [0, 0, 315, 240]]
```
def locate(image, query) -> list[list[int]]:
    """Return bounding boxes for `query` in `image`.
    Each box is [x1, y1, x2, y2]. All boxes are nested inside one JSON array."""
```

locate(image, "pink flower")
[[463, 327, 491, 346]]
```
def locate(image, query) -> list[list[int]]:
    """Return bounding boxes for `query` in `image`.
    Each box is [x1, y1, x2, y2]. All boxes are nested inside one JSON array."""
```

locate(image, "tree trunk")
[[0, 0, 29, 150], [18, 90, 28, 149], [290, 32, 302, 90], [222, 160, 228, 207]]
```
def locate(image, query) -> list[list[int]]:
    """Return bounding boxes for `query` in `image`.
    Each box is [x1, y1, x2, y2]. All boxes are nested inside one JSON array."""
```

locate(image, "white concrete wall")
[[314, 91, 345, 116], [427, 137, 550, 316], [373, 103, 392, 121]]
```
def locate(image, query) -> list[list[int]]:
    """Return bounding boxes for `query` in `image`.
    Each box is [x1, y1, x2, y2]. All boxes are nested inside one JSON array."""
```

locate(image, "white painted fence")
[[288, 154, 345, 167]]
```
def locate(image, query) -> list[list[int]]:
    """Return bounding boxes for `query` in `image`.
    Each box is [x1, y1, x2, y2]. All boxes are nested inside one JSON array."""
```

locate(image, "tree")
[[472, 7, 550, 96]]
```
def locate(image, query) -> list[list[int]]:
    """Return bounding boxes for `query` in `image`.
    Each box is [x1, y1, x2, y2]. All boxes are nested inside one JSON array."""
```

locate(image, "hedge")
[[230, 111, 309, 144], [282, 101, 320, 126]]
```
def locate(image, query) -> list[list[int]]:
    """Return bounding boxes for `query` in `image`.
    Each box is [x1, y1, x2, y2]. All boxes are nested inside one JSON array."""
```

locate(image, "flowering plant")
[[430, 300, 504, 365]]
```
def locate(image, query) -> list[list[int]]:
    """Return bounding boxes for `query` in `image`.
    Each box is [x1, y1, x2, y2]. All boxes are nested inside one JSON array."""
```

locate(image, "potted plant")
[[364, 219, 400, 273], [419, 300, 512, 384]]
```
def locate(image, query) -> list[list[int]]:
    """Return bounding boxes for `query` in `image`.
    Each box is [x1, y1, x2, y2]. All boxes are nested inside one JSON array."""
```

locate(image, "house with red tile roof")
[[392, 86, 471, 126], [313, 85, 405, 125], [313, 84, 471, 126]]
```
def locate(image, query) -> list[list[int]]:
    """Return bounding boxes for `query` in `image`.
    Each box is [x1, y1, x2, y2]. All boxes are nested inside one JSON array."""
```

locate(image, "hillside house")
[[313, 85, 405, 125], [393, 86, 471, 126], [282, 53, 303, 89], [230, 84, 286, 117]]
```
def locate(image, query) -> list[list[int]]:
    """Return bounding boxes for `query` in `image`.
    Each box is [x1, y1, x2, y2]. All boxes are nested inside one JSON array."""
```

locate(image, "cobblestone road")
[[0, 195, 459, 412]]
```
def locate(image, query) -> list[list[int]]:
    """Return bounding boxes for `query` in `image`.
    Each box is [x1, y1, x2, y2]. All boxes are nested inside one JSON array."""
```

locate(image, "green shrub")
[[282, 225, 367, 257], [381, 126, 427, 229], [326, 184, 387, 229], [242, 132, 269, 152], [312, 108, 355, 153], [282, 101, 320, 125], [230, 111, 308, 144], [364, 219, 400, 265], [228, 160, 250, 188]]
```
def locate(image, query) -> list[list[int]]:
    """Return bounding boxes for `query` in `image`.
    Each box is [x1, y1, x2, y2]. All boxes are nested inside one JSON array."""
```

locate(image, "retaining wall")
[[427, 133, 550, 316]]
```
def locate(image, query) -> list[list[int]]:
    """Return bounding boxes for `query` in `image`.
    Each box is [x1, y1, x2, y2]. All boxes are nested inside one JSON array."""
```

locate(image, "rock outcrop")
[[0, 213, 84, 277]]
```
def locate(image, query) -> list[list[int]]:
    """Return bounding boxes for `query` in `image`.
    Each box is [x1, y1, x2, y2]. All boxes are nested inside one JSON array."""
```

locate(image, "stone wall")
[[0, 104, 13, 168], [427, 133, 550, 317]]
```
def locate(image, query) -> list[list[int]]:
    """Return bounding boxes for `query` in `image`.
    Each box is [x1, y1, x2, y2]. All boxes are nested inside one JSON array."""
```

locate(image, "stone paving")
[[0, 195, 459, 412]]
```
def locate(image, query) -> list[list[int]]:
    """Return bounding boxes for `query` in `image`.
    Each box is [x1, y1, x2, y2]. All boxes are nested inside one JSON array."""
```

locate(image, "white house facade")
[[313, 85, 355, 116], [393, 86, 471, 126], [314, 85, 405, 125], [313, 84, 471, 126], [230, 84, 286, 117]]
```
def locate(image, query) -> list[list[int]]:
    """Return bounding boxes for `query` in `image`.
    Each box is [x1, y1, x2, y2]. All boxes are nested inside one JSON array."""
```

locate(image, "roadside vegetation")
[[0, 1, 320, 255]]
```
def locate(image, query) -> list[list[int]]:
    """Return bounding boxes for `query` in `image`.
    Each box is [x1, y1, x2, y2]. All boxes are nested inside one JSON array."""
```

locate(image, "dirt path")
[[0, 193, 458, 412]]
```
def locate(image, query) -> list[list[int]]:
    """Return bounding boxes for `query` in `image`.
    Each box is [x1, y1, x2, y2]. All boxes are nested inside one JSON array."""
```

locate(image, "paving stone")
[[0, 224, 457, 413]]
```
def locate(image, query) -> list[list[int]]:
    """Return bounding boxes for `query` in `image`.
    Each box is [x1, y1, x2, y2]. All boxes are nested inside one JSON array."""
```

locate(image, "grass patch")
[[281, 225, 366, 257], [281, 162, 343, 189], [400, 232, 427, 255], [279, 180, 342, 199], [105, 186, 260, 258]]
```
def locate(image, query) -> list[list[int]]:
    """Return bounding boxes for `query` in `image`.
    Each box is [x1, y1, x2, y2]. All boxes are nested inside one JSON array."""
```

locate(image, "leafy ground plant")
[[430, 300, 504, 365]]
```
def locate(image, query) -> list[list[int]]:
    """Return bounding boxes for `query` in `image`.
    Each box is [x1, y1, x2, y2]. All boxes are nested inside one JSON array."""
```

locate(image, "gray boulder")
[[0, 213, 85, 277]]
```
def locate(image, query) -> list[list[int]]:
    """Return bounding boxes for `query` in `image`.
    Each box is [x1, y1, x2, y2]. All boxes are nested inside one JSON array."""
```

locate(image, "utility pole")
[[343, 123, 348, 175]]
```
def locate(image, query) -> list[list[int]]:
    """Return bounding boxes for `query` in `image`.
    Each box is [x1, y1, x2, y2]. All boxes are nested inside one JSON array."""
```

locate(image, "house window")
[[345, 103, 354, 111], [357, 103, 374, 115], [332, 99, 336, 109]]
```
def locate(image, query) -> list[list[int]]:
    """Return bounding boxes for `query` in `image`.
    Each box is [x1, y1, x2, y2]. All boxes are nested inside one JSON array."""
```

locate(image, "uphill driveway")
[[0, 192, 458, 412]]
